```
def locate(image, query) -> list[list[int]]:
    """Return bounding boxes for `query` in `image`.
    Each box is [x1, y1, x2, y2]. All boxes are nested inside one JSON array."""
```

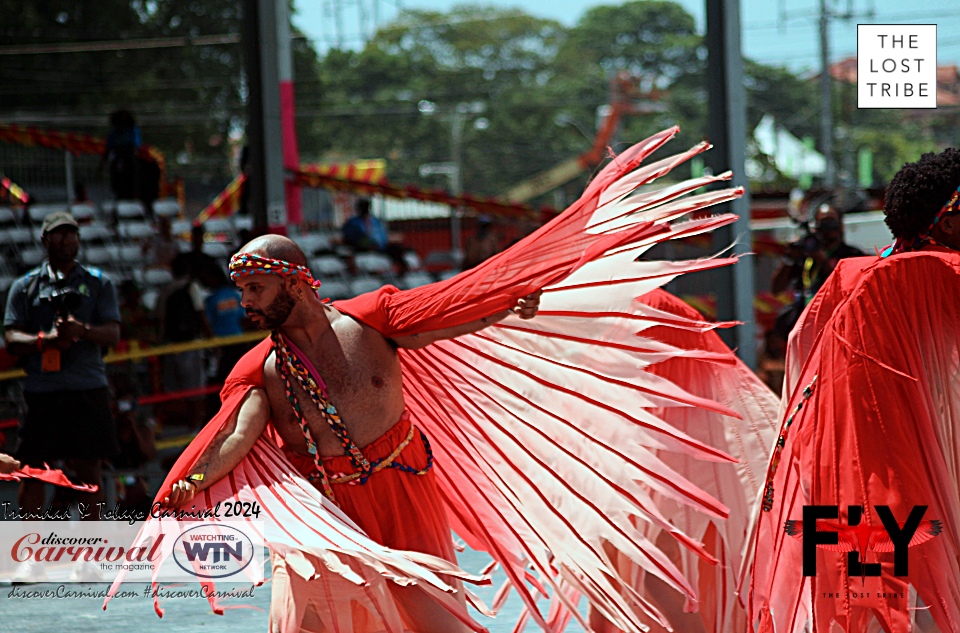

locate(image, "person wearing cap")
[[3, 210, 121, 519]]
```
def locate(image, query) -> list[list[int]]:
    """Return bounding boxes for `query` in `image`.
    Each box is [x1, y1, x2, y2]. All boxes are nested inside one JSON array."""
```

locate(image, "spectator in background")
[[155, 255, 211, 428], [143, 216, 180, 271], [199, 262, 253, 416], [463, 214, 501, 269], [174, 224, 217, 280], [238, 144, 251, 218], [772, 204, 865, 301], [342, 197, 414, 275], [764, 204, 866, 391], [73, 181, 90, 205], [342, 197, 388, 252], [201, 263, 246, 339], [3, 211, 121, 522], [102, 109, 142, 201], [118, 280, 156, 345], [108, 371, 156, 516]]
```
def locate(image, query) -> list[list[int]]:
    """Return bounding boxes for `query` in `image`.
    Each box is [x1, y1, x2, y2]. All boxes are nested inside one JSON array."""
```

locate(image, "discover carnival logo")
[[172, 524, 256, 579], [0, 520, 264, 583]]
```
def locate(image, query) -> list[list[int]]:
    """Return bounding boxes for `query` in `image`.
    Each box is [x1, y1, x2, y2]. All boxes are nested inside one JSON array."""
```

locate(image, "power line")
[[743, 8, 960, 31], [0, 33, 240, 56]]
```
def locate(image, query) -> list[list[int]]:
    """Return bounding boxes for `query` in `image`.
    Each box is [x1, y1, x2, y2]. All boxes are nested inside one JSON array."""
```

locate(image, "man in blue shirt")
[[3, 211, 121, 516], [341, 197, 388, 251]]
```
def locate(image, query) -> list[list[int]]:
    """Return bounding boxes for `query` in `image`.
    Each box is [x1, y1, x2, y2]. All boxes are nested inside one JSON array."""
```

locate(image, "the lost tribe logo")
[[172, 524, 255, 579], [784, 505, 942, 578]]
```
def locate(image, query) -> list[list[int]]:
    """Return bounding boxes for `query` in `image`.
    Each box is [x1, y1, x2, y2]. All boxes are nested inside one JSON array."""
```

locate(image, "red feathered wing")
[[108, 127, 752, 633]]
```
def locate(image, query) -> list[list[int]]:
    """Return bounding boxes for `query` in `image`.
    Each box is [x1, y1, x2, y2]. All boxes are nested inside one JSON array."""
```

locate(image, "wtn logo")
[[784, 505, 941, 577], [182, 541, 243, 564]]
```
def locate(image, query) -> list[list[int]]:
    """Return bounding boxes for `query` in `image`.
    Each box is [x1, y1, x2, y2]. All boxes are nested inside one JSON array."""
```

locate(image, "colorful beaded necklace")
[[762, 375, 817, 512], [271, 331, 434, 502], [228, 251, 434, 500]]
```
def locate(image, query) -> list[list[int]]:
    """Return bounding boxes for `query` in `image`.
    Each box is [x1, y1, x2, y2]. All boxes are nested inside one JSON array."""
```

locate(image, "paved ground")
[[0, 547, 588, 632]]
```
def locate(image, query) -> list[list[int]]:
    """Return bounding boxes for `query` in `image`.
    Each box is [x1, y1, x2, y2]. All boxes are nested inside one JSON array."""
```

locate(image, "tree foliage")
[[0, 0, 938, 199]]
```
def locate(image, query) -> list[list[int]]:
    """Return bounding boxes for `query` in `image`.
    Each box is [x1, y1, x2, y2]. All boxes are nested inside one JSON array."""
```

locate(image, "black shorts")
[[16, 387, 120, 465]]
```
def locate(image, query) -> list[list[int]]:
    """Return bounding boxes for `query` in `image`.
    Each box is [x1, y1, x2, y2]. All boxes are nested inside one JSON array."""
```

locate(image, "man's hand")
[[161, 479, 198, 509], [0, 453, 21, 475], [56, 315, 87, 341], [511, 290, 542, 320], [43, 325, 74, 351]]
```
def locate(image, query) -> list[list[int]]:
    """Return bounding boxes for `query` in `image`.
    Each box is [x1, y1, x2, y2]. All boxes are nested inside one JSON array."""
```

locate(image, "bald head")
[[238, 234, 307, 267]]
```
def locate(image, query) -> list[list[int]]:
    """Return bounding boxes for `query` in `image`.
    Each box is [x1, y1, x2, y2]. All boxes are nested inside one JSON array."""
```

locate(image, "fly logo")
[[785, 505, 942, 578]]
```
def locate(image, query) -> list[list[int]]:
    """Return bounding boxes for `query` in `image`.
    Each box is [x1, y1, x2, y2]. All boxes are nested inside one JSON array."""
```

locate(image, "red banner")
[[292, 168, 551, 220], [0, 123, 174, 197]]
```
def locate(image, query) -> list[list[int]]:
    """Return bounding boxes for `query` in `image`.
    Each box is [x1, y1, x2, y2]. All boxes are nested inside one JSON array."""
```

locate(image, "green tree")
[[304, 6, 585, 200], [0, 0, 321, 183]]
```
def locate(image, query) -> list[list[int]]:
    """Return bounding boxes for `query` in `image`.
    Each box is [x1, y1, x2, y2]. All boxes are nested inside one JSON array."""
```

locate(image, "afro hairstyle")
[[883, 148, 960, 240]]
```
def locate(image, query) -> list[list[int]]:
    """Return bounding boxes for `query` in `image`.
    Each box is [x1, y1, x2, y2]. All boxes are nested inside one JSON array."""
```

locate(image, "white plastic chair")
[[0, 207, 19, 226], [354, 252, 394, 276], [116, 200, 146, 221], [19, 246, 45, 268], [82, 246, 113, 266], [201, 242, 232, 258], [318, 280, 351, 301], [310, 255, 348, 277], [69, 204, 97, 223], [79, 223, 115, 243], [349, 277, 384, 296], [28, 203, 68, 224], [3, 227, 33, 244], [118, 221, 153, 241], [143, 268, 174, 287], [400, 271, 435, 289], [152, 198, 181, 218], [293, 233, 333, 256]]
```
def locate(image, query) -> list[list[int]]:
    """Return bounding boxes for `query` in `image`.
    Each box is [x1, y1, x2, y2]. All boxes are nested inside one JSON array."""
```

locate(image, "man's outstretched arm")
[[392, 290, 542, 350], [162, 387, 269, 508]]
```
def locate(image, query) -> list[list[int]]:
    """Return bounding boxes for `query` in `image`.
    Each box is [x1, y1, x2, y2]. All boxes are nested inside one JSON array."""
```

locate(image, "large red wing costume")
[[747, 249, 960, 633], [529, 289, 779, 633], [106, 128, 754, 632]]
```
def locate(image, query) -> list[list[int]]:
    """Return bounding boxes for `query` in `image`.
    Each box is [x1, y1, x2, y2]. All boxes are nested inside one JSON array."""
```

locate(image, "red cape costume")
[[106, 128, 756, 632], [747, 248, 960, 633]]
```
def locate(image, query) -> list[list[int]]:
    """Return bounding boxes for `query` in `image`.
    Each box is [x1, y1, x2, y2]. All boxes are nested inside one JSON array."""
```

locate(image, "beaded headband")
[[228, 252, 322, 289], [891, 184, 960, 254]]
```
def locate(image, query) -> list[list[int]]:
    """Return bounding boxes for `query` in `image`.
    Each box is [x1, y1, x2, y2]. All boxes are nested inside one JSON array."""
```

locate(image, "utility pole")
[[776, 0, 873, 191], [277, 0, 302, 229], [449, 101, 484, 258], [705, 0, 755, 369], [450, 105, 464, 257], [819, 0, 834, 188], [243, 0, 286, 234]]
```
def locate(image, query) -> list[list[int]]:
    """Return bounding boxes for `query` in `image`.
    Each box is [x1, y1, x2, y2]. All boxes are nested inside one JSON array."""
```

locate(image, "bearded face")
[[246, 283, 297, 330]]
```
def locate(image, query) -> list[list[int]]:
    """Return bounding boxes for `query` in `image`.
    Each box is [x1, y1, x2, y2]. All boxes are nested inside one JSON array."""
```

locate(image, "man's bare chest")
[[264, 320, 404, 454]]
